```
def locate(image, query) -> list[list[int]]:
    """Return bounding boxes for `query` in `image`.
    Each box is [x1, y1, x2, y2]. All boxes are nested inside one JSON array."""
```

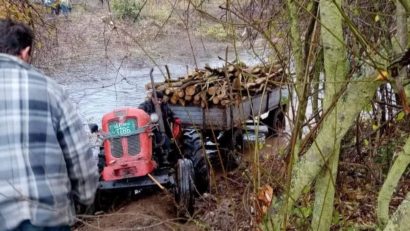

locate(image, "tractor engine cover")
[[101, 108, 156, 181]]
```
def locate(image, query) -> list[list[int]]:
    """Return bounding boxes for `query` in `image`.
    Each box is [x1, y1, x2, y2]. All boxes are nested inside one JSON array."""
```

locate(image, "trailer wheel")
[[265, 108, 286, 136], [182, 129, 210, 194], [175, 158, 195, 218], [219, 128, 244, 170]]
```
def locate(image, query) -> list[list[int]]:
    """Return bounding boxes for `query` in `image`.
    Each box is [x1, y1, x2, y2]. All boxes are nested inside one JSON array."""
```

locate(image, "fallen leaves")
[[254, 184, 274, 223]]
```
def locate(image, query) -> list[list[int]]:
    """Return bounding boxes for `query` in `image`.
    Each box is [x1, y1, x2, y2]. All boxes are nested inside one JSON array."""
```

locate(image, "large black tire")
[[218, 128, 244, 170], [264, 108, 286, 136], [182, 129, 210, 194], [175, 158, 195, 218]]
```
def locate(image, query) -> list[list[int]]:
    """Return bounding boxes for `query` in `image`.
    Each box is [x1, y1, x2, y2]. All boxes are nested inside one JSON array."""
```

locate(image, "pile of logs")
[[146, 63, 286, 108]]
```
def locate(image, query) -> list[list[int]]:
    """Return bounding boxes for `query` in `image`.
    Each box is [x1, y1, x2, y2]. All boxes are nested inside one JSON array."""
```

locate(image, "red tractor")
[[95, 107, 209, 216]]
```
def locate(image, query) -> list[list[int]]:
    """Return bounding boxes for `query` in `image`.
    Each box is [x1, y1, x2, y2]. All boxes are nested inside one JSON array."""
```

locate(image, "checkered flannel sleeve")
[[56, 90, 99, 205]]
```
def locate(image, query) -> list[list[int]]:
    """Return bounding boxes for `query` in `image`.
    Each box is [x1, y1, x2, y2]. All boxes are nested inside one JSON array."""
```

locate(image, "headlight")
[[150, 113, 159, 123]]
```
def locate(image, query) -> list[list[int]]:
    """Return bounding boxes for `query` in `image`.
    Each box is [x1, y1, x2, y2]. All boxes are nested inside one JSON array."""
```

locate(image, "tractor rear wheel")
[[182, 129, 210, 194], [175, 158, 195, 218]]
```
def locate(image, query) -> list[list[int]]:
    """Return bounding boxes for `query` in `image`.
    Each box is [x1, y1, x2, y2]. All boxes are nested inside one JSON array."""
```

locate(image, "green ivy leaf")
[[396, 111, 405, 122]]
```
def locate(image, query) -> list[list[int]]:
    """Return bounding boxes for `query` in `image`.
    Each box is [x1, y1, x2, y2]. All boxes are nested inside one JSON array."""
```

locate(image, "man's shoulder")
[[1, 55, 66, 101], [0, 53, 31, 70], [26, 66, 64, 96]]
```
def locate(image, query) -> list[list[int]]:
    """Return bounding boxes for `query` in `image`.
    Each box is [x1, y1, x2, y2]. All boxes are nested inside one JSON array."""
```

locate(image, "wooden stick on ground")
[[147, 173, 166, 191]]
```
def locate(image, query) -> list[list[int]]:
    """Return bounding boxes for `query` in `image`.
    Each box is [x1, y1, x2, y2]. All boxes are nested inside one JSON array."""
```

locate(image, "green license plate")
[[108, 119, 136, 137]]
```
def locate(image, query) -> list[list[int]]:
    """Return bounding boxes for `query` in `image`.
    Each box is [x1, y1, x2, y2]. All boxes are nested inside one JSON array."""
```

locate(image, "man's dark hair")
[[0, 19, 34, 55]]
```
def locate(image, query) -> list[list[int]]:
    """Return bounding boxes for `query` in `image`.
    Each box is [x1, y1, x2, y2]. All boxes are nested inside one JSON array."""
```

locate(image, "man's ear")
[[19, 46, 31, 62]]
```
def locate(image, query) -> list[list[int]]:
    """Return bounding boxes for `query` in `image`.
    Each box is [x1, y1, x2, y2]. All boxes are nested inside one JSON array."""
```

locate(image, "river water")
[[58, 50, 265, 125]]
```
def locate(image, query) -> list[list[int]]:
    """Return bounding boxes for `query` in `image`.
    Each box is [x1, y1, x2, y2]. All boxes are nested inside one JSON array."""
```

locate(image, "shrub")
[[111, 0, 144, 21]]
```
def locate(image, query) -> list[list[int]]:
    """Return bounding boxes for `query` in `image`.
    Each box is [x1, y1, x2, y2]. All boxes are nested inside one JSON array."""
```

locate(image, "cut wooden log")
[[170, 93, 179, 105], [194, 93, 201, 102], [156, 84, 168, 92], [177, 90, 185, 98], [165, 87, 177, 96], [221, 99, 230, 106], [217, 90, 227, 100], [207, 86, 217, 96], [232, 75, 242, 90], [145, 62, 286, 107], [212, 97, 220, 105], [185, 84, 200, 96], [185, 95, 192, 101]]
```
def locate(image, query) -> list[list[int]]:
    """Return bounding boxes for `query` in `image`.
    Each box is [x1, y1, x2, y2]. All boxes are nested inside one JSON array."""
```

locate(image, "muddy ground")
[[36, 1, 287, 231], [71, 137, 286, 231]]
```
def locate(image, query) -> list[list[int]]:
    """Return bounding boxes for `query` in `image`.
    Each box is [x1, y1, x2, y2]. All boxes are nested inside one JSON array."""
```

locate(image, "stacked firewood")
[[146, 63, 286, 108]]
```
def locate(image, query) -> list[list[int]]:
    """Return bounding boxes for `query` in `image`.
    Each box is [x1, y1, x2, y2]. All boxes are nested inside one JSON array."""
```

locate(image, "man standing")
[[60, 0, 72, 16], [0, 19, 99, 230]]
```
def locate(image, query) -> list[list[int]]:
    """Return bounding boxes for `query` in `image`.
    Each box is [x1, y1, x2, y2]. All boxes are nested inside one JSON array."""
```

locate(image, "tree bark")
[[377, 1, 409, 228], [383, 192, 410, 231], [285, 0, 307, 158], [378, 135, 410, 227], [398, 0, 410, 13], [283, 2, 311, 218], [311, 0, 347, 230], [286, 0, 304, 99]]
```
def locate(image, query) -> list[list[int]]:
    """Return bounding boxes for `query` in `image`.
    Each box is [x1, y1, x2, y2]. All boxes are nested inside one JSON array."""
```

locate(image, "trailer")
[[169, 87, 289, 169]]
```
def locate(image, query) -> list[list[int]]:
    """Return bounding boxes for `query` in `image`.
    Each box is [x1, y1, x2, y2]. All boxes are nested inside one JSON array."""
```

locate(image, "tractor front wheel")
[[175, 158, 195, 218]]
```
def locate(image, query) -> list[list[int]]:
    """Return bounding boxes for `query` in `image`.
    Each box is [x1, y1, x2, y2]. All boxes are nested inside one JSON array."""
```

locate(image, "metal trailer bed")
[[169, 87, 288, 130]]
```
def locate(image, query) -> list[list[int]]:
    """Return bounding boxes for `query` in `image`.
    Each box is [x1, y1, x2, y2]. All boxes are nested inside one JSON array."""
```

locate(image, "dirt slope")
[[76, 192, 198, 231]]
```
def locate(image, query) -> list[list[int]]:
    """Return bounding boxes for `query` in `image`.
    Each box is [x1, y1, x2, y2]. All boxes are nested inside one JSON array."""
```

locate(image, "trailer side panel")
[[170, 88, 288, 130]]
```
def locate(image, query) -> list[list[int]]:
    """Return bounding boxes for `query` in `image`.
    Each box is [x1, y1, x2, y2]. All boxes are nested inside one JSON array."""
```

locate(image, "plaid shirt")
[[0, 54, 99, 230]]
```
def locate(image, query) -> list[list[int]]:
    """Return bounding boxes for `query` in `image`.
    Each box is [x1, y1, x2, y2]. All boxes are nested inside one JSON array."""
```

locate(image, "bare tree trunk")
[[378, 135, 410, 227], [286, 0, 304, 99], [377, 1, 408, 227], [311, 0, 347, 230], [384, 192, 410, 231], [398, 0, 410, 12], [285, 0, 307, 165], [265, 70, 383, 230], [283, 3, 309, 224]]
